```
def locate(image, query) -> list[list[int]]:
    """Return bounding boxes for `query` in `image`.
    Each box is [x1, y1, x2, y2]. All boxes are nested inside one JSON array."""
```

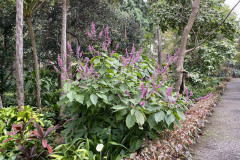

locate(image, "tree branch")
[[186, 0, 240, 54], [66, 30, 81, 46]]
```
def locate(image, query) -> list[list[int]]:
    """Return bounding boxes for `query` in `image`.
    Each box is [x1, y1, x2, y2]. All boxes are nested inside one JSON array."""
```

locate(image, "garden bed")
[[134, 80, 228, 160]]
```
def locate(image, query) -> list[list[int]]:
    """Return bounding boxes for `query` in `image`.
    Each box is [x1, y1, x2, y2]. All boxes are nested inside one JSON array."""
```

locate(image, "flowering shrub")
[[137, 81, 228, 159], [57, 22, 193, 158]]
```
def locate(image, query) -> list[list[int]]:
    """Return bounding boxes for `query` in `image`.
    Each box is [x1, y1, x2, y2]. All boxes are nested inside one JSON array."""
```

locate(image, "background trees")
[[152, 0, 239, 92], [0, 0, 239, 107], [0, 0, 240, 159]]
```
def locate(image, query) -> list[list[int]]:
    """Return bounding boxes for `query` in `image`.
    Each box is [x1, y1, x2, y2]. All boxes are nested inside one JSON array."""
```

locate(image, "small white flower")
[[96, 144, 104, 152]]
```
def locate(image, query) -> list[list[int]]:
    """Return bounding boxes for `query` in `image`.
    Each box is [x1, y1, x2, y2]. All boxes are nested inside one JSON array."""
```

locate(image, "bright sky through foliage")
[[225, 0, 240, 18]]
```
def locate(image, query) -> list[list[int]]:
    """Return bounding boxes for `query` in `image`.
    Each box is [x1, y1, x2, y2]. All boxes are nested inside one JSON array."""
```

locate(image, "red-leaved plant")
[[27, 122, 60, 154], [0, 119, 60, 159]]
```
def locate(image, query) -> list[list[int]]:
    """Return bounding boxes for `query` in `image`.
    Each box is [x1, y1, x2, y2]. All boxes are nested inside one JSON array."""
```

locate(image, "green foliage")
[[0, 106, 45, 135], [0, 106, 55, 159], [185, 39, 238, 75], [186, 74, 222, 99], [151, 0, 238, 40], [52, 136, 129, 160], [24, 69, 60, 111], [58, 44, 190, 158]]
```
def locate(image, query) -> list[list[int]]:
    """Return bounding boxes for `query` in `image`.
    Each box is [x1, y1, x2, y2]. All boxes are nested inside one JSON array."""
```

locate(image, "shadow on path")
[[191, 78, 240, 160]]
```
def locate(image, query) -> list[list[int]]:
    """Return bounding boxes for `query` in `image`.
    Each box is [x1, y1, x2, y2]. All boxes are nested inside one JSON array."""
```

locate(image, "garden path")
[[192, 78, 240, 160]]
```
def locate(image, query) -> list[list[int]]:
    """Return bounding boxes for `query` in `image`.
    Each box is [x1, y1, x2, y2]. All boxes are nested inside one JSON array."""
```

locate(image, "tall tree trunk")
[[157, 28, 162, 66], [174, 0, 200, 93], [124, 24, 127, 41], [60, 0, 67, 117], [0, 94, 3, 109], [15, 0, 24, 108], [67, 27, 72, 79], [76, 39, 79, 60], [26, 17, 41, 109]]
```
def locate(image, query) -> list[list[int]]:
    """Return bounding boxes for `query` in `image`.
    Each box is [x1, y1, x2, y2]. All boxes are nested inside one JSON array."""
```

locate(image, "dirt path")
[[191, 78, 240, 160]]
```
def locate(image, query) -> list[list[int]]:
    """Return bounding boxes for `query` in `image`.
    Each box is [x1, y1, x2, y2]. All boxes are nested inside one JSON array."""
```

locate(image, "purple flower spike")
[[105, 25, 109, 42], [91, 22, 96, 37], [78, 61, 84, 71], [126, 90, 131, 98], [126, 48, 129, 58], [102, 42, 106, 50], [87, 31, 92, 38], [196, 92, 213, 101], [77, 68, 82, 73], [68, 61, 73, 70], [130, 43, 135, 62], [115, 43, 119, 51], [79, 52, 83, 58], [67, 41, 73, 53], [140, 101, 145, 106], [53, 65, 59, 72], [107, 38, 111, 46], [61, 74, 66, 80], [133, 48, 142, 63], [88, 45, 93, 53], [58, 54, 63, 67], [98, 31, 103, 38], [141, 84, 149, 99], [140, 82, 145, 92]]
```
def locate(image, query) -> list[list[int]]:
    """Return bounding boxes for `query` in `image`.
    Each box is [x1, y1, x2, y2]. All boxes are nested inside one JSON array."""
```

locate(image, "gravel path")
[[191, 78, 240, 160]]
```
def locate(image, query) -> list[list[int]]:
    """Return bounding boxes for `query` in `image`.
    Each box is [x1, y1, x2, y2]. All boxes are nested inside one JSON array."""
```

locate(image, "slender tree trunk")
[[174, 0, 200, 93], [26, 17, 41, 109], [0, 94, 3, 109], [67, 27, 72, 79], [60, 0, 67, 117], [124, 24, 127, 41], [15, 0, 24, 108], [76, 39, 79, 60], [157, 28, 162, 66]]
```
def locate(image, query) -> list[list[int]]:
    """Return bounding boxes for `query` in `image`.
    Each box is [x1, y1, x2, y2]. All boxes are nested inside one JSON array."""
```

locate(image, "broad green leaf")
[[116, 109, 128, 121], [177, 111, 186, 121], [126, 114, 136, 129], [94, 58, 100, 64], [147, 114, 157, 129], [63, 82, 71, 92], [135, 110, 145, 126], [120, 83, 128, 92], [67, 91, 76, 102], [112, 105, 127, 111], [75, 94, 84, 104], [76, 73, 81, 79], [127, 82, 135, 88], [175, 118, 181, 128], [108, 94, 115, 101], [130, 108, 135, 115], [167, 110, 172, 115], [108, 141, 128, 149], [165, 113, 175, 126], [90, 94, 98, 106], [99, 66, 107, 75], [96, 93, 108, 101], [86, 99, 92, 108], [154, 111, 165, 123]]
